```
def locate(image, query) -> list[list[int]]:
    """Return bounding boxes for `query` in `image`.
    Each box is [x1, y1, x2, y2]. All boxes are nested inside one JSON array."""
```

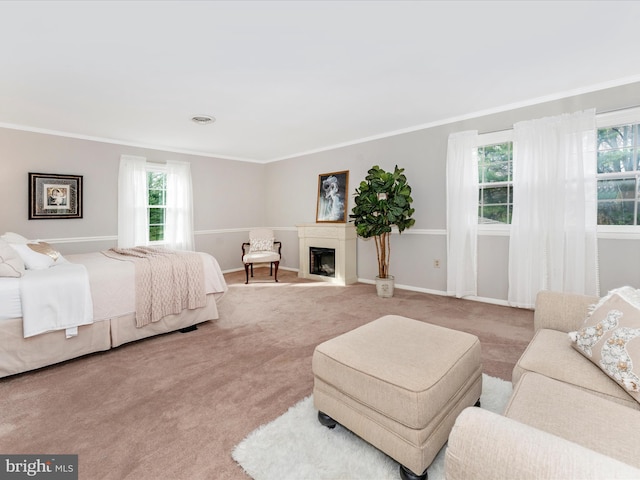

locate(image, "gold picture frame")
[[316, 170, 348, 223]]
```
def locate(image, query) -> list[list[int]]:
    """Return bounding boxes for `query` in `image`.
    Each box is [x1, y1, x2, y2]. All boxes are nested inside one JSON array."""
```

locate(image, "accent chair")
[[241, 229, 282, 284]]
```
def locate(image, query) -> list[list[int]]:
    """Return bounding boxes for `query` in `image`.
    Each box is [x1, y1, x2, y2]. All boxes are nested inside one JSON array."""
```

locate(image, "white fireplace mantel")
[[297, 223, 357, 285]]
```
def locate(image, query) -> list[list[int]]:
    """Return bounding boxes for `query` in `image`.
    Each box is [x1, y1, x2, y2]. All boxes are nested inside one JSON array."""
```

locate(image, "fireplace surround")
[[297, 223, 357, 285]]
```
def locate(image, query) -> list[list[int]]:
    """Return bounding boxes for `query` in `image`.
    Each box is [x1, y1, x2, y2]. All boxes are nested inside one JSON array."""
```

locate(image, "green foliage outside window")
[[476, 123, 640, 227], [147, 171, 166, 241], [478, 142, 513, 224], [597, 124, 640, 225]]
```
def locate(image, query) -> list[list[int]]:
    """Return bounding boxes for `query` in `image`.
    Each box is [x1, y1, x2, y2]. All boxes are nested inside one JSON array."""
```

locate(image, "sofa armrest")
[[445, 408, 640, 480], [533, 290, 598, 333]]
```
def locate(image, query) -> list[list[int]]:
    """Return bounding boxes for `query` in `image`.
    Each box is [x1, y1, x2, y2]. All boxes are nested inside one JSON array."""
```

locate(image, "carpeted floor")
[[0, 269, 534, 479]]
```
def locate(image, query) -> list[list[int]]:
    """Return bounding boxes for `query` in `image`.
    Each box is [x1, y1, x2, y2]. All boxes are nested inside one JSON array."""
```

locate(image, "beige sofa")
[[445, 290, 640, 479]]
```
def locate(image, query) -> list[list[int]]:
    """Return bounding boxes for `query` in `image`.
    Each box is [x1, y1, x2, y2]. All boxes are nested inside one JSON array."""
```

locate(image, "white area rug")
[[233, 374, 512, 480]]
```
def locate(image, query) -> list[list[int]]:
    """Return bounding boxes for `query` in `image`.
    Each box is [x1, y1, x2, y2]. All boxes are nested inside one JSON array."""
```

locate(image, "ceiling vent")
[[191, 115, 215, 125]]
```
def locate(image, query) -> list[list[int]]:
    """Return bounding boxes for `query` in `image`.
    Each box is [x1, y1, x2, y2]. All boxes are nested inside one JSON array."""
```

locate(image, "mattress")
[[0, 251, 227, 322]]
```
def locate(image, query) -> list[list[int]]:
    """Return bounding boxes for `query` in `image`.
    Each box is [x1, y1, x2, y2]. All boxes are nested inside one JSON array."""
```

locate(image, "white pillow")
[[0, 239, 25, 277], [249, 238, 274, 252], [1, 232, 29, 244], [10, 242, 62, 270]]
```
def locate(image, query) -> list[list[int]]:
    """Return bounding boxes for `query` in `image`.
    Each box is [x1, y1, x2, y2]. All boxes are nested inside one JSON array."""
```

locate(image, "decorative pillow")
[[10, 241, 62, 270], [1, 232, 29, 244], [569, 286, 640, 403], [0, 239, 25, 277], [249, 238, 274, 252]]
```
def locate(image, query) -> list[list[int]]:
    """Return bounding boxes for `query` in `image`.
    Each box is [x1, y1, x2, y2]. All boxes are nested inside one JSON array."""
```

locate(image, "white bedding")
[[21, 262, 93, 338], [0, 250, 228, 331], [0, 277, 21, 320]]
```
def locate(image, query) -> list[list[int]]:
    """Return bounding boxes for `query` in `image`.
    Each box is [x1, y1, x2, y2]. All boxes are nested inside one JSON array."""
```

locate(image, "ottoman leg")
[[400, 465, 427, 480], [317, 411, 337, 429]]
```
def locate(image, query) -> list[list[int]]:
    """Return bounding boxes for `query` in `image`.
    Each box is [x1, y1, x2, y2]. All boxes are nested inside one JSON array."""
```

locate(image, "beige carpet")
[[0, 269, 534, 479]]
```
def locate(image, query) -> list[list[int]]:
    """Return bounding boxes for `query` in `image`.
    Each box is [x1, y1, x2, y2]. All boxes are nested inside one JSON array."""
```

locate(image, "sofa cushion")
[[446, 407, 640, 480], [504, 372, 640, 469], [569, 287, 640, 404], [513, 328, 639, 410], [533, 290, 598, 333]]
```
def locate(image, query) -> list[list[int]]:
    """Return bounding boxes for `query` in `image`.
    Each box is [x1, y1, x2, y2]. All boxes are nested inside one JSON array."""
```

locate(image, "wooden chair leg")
[[250, 263, 254, 277], [273, 261, 279, 282], [244, 264, 250, 284]]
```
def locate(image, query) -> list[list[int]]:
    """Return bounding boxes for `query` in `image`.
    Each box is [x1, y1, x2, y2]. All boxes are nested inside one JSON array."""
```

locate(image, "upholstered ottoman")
[[312, 315, 482, 480]]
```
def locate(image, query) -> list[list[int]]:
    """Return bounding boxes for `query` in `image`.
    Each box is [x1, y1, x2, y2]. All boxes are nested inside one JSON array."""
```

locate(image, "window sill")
[[478, 225, 640, 240]]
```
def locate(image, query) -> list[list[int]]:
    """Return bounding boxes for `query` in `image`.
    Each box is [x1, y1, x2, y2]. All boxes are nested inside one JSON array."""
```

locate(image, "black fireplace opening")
[[309, 247, 336, 277]]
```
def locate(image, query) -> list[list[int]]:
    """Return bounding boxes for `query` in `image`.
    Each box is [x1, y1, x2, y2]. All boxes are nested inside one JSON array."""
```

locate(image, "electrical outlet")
[[434, 259, 440, 268]]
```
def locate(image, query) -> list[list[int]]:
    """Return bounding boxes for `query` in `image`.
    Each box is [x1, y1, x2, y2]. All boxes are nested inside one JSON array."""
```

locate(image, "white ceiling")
[[2, 1, 640, 163]]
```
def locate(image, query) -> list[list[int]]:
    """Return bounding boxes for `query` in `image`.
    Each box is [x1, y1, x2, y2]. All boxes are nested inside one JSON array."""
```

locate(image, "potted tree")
[[350, 165, 415, 297]]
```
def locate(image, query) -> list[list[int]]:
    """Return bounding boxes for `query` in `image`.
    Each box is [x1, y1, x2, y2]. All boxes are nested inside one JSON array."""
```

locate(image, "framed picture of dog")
[[29, 172, 83, 219], [316, 170, 348, 223]]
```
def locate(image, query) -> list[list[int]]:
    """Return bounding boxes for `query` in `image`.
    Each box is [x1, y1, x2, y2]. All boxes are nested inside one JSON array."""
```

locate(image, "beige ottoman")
[[312, 315, 482, 480]]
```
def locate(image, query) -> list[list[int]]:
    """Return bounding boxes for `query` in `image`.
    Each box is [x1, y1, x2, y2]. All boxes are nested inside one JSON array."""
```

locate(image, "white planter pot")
[[375, 275, 395, 298]]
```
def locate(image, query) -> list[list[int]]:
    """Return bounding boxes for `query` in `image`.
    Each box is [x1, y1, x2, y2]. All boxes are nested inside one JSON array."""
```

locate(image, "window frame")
[[477, 130, 513, 235], [146, 164, 167, 245], [475, 108, 640, 238], [596, 106, 640, 236]]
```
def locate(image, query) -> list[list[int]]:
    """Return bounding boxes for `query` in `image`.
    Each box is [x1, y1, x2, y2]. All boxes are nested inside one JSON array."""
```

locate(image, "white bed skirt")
[[110, 293, 219, 347], [0, 317, 111, 378], [0, 293, 220, 378]]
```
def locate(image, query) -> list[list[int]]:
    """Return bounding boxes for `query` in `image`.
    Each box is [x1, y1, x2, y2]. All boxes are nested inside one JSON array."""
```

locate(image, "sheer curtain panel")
[[508, 109, 599, 308], [165, 160, 195, 251], [446, 130, 479, 298], [117, 155, 148, 248]]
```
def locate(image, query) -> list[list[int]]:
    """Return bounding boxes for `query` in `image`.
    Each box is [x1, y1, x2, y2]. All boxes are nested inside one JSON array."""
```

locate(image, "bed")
[[0, 238, 228, 378]]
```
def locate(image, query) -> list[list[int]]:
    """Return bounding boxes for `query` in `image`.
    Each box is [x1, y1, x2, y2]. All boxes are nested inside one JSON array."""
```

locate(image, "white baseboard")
[[357, 278, 511, 307]]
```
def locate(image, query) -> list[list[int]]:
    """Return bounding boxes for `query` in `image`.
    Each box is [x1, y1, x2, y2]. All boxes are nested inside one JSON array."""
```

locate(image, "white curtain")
[[118, 155, 148, 248], [508, 109, 599, 308], [446, 130, 479, 298], [165, 160, 195, 251]]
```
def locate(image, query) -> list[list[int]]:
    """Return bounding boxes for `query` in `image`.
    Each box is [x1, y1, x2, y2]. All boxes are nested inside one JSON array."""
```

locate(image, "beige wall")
[[2, 81, 640, 301], [266, 81, 640, 301], [0, 128, 267, 271]]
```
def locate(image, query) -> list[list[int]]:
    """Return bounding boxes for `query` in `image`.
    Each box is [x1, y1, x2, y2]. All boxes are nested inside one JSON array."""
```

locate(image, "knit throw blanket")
[[103, 247, 206, 327]]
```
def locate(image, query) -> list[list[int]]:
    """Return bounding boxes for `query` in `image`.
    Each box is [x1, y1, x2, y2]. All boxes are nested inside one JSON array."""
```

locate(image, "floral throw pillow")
[[249, 238, 274, 252], [569, 286, 640, 403]]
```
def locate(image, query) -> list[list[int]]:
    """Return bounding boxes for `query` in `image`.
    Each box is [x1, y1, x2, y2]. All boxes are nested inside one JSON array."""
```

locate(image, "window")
[[118, 155, 194, 250], [472, 108, 640, 232], [597, 122, 640, 225], [478, 139, 513, 225], [147, 168, 167, 242]]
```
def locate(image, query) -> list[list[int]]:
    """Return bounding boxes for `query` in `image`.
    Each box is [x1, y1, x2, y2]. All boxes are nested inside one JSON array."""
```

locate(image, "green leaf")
[[351, 164, 415, 270]]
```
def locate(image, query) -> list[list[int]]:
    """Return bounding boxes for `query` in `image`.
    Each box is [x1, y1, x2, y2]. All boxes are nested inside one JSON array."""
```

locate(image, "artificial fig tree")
[[350, 165, 415, 279]]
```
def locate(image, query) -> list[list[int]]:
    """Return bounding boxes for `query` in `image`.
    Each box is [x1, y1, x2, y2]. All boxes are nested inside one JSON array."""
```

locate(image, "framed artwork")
[[316, 170, 349, 223], [29, 173, 83, 219]]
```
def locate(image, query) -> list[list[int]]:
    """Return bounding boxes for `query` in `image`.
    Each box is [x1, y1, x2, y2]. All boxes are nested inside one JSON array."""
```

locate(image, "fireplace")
[[297, 223, 357, 285], [310, 247, 336, 277]]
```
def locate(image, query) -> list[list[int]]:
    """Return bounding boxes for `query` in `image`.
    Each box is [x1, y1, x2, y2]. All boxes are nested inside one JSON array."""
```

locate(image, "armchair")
[[242, 229, 282, 284]]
